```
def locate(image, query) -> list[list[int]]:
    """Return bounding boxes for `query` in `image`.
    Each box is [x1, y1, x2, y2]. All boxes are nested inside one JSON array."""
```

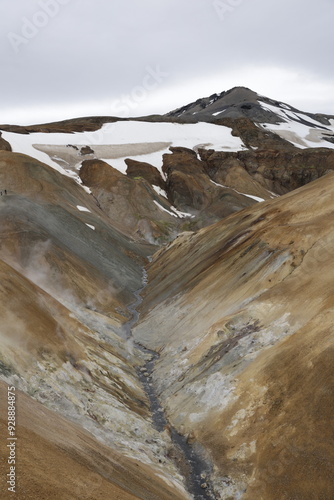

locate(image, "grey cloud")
[[1, 0, 334, 123]]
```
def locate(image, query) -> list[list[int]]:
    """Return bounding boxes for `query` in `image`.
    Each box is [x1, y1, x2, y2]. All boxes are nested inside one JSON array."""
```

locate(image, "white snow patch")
[[210, 179, 226, 188], [152, 185, 168, 198], [268, 120, 334, 149], [2, 121, 245, 179], [152, 200, 193, 219], [260, 103, 334, 149], [153, 200, 178, 218], [0, 130, 94, 191], [292, 111, 326, 127], [261, 103, 290, 121], [170, 206, 194, 218], [77, 205, 91, 212], [85, 224, 95, 230], [210, 180, 264, 202], [1, 131, 76, 175], [242, 193, 265, 202]]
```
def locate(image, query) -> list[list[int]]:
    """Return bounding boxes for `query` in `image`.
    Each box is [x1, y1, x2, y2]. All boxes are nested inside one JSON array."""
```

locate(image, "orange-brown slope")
[[0, 150, 191, 499], [0, 382, 189, 500], [0, 257, 191, 498], [134, 171, 334, 498]]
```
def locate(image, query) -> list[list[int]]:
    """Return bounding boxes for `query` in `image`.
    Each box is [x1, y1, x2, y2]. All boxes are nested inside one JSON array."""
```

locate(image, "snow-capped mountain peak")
[[166, 86, 334, 148]]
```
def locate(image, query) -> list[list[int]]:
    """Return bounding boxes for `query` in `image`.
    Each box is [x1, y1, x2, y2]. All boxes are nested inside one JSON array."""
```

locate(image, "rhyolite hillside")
[[1, 88, 334, 499]]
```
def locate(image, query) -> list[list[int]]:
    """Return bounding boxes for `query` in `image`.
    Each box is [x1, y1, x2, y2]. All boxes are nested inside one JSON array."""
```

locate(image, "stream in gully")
[[123, 270, 214, 500]]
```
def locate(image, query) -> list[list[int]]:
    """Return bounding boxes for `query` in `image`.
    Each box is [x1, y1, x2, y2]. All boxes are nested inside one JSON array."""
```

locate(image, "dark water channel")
[[123, 272, 214, 500]]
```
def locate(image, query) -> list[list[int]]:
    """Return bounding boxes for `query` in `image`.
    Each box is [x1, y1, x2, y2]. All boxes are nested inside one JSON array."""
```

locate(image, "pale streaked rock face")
[[134, 171, 334, 498]]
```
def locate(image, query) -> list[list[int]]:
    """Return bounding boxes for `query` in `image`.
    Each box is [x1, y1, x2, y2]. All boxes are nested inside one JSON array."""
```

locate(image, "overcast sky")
[[1, 0, 334, 124]]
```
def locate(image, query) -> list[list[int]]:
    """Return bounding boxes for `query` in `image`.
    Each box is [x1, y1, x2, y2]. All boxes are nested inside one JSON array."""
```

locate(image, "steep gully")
[[123, 269, 214, 500]]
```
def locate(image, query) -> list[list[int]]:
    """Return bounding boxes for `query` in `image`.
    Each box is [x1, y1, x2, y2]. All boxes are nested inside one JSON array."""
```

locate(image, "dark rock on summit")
[[166, 87, 287, 123], [165, 86, 334, 127]]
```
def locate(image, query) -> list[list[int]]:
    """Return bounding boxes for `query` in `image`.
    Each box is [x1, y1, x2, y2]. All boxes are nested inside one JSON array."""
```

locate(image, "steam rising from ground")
[[0, 310, 29, 353], [1, 238, 120, 316], [24, 239, 81, 308]]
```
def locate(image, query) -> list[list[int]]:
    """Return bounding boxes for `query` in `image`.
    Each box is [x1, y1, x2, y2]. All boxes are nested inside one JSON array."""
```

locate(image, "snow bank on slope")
[[153, 200, 194, 219], [152, 185, 168, 198], [2, 121, 245, 178], [260, 103, 334, 149], [210, 180, 265, 203], [76, 205, 91, 212]]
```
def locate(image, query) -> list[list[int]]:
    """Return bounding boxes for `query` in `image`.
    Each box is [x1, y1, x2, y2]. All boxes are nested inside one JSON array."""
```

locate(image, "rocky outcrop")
[[80, 145, 94, 155], [80, 158, 183, 244], [200, 147, 334, 195], [79, 155, 267, 244], [163, 147, 208, 209], [199, 149, 272, 200], [214, 117, 295, 150], [162, 147, 256, 221], [125, 158, 165, 189], [0, 131, 11, 151]]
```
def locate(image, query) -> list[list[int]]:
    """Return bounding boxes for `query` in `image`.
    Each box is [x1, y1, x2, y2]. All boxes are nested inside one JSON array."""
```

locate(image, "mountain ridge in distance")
[[166, 85, 334, 125], [1, 85, 334, 130]]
